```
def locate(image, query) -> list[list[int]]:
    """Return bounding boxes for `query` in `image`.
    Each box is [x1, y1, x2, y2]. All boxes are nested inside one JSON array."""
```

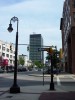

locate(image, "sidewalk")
[[1, 84, 75, 100]]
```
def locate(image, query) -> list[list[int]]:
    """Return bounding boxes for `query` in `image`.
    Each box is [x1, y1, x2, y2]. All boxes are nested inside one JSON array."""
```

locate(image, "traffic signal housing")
[[45, 48, 53, 55], [59, 48, 62, 59], [10, 45, 12, 50]]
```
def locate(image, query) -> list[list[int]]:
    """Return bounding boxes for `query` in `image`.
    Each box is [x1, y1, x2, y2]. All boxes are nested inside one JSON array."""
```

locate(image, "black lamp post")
[[7, 16, 20, 93]]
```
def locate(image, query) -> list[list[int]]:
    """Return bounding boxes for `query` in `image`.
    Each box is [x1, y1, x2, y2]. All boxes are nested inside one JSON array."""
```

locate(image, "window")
[[73, 12, 75, 21], [0, 45, 1, 49], [7, 48, 9, 52], [2, 53, 5, 57], [2, 47, 5, 51], [6, 54, 9, 57], [10, 55, 12, 58], [10, 60, 12, 64], [74, 0, 75, 7]]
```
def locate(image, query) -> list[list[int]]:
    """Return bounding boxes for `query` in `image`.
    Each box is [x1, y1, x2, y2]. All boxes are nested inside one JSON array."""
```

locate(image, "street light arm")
[[10, 16, 19, 33], [11, 16, 18, 22]]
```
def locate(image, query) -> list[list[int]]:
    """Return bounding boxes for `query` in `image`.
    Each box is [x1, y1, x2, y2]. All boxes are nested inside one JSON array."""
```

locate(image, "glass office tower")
[[29, 34, 44, 63]]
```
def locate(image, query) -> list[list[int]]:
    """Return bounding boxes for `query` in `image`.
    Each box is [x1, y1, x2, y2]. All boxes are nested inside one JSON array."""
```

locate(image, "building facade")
[[0, 40, 15, 66], [18, 54, 28, 66], [29, 34, 44, 63], [60, 0, 75, 73]]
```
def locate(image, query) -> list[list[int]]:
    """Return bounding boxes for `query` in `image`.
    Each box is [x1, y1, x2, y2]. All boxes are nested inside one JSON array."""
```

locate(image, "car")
[[7, 69, 14, 73], [44, 68, 50, 74], [44, 68, 59, 74], [0, 68, 4, 73], [21, 68, 27, 71], [17, 67, 27, 72]]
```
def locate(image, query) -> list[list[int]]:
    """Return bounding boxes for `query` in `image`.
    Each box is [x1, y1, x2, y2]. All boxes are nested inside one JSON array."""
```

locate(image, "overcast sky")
[[0, 0, 64, 57]]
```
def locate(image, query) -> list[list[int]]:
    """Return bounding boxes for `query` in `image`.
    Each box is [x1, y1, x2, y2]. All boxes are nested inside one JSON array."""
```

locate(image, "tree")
[[46, 50, 60, 69], [34, 61, 43, 68], [18, 56, 25, 66]]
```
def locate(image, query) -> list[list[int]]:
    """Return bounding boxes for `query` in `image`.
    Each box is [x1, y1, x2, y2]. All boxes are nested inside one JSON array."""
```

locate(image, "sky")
[[0, 0, 64, 58]]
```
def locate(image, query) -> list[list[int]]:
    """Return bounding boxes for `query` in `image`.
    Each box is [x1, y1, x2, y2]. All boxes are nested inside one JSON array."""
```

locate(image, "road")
[[0, 71, 50, 87], [0, 71, 75, 92]]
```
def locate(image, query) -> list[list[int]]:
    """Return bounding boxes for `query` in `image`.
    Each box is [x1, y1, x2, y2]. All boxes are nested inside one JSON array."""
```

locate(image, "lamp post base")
[[10, 85, 20, 93], [50, 82, 55, 90]]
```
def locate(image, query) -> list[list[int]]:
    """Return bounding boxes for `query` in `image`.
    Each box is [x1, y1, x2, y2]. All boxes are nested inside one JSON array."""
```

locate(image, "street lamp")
[[7, 16, 20, 93]]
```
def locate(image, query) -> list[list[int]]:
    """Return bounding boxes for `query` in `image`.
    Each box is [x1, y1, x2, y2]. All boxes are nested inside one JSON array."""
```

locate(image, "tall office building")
[[29, 34, 44, 63], [60, 0, 75, 73]]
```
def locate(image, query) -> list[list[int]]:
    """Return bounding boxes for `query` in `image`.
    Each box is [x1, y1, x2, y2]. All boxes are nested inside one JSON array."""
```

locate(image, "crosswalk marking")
[[57, 76, 61, 86], [70, 76, 75, 81]]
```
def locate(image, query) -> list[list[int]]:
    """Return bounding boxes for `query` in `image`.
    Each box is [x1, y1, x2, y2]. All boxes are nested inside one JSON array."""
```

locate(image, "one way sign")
[[38, 48, 53, 55], [38, 48, 49, 51]]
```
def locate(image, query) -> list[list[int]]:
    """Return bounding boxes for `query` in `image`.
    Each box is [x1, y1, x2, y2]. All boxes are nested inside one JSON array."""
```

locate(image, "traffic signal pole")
[[50, 54, 55, 90]]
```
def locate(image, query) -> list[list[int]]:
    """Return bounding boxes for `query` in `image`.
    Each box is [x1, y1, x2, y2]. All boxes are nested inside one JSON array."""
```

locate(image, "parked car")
[[44, 68, 60, 74], [21, 68, 27, 71], [17, 67, 27, 72], [0, 68, 4, 73], [7, 69, 14, 73]]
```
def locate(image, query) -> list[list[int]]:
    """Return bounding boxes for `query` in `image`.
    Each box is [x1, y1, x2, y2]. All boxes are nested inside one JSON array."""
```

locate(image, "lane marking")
[[57, 76, 61, 86]]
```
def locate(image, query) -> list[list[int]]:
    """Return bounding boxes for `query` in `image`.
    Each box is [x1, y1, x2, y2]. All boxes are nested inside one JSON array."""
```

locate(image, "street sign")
[[38, 48, 54, 55], [38, 48, 47, 51]]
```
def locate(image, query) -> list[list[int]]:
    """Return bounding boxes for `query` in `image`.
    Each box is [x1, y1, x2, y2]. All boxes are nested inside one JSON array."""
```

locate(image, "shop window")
[[74, 0, 75, 7]]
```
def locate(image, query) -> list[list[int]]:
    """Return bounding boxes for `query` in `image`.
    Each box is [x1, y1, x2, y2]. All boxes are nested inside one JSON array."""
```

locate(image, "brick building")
[[60, 0, 75, 73]]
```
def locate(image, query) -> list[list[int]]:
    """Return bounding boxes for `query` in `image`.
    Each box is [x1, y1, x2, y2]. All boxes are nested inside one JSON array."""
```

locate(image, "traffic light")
[[49, 48, 53, 54], [10, 45, 12, 50], [45, 48, 53, 55], [45, 48, 49, 52], [45, 48, 53, 54], [59, 48, 62, 59]]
